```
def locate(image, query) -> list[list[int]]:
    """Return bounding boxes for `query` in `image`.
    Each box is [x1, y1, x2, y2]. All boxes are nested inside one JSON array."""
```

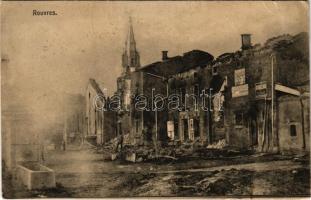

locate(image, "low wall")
[[17, 162, 56, 190]]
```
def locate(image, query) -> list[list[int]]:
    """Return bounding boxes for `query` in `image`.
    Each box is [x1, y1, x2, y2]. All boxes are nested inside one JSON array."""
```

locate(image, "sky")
[[1, 1, 308, 128]]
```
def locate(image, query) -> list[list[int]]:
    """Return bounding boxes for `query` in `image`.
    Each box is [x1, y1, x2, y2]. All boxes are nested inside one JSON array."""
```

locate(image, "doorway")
[[251, 119, 258, 146], [174, 121, 179, 140], [118, 122, 122, 136], [194, 119, 200, 138], [183, 119, 189, 141]]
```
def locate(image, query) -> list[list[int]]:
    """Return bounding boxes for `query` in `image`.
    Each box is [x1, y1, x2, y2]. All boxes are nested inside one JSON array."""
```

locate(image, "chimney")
[[162, 51, 168, 61], [241, 34, 252, 50]]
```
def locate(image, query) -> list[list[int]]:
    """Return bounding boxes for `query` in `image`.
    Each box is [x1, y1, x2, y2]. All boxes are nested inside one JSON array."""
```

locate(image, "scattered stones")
[[126, 153, 136, 162], [111, 153, 118, 161], [206, 139, 227, 149], [101, 136, 252, 163]]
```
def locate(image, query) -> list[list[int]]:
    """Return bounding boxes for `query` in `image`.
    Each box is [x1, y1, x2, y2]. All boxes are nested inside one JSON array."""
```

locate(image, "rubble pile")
[[102, 138, 118, 153], [206, 139, 227, 149], [120, 141, 213, 162], [101, 137, 249, 162], [123, 145, 156, 162], [122, 134, 131, 145]]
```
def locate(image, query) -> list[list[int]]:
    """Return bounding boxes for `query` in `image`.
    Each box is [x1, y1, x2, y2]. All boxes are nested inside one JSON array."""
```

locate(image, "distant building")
[[62, 94, 86, 146]]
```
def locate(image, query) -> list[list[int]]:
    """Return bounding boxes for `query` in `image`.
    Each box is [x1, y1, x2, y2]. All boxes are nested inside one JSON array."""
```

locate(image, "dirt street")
[[5, 149, 310, 198]]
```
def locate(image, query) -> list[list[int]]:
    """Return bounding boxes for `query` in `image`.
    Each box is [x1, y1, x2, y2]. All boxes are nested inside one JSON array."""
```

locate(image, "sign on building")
[[234, 68, 245, 86], [232, 84, 248, 97]]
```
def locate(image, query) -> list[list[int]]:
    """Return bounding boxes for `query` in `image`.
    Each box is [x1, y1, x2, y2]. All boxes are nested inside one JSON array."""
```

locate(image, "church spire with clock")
[[122, 17, 140, 74]]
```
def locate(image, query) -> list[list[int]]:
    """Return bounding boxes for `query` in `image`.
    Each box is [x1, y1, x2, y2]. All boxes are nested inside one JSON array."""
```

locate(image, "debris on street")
[[206, 139, 227, 149]]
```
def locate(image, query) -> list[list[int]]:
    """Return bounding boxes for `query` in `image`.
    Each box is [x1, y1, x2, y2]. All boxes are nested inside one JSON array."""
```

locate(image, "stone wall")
[[278, 95, 310, 153]]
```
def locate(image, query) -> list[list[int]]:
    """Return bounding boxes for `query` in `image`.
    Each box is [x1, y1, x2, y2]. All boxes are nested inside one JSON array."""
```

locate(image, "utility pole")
[[271, 53, 279, 152], [140, 72, 144, 133], [155, 108, 158, 141], [271, 54, 274, 152], [147, 72, 169, 141], [63, 118, 67, 151], [147, 72, 168, 157], [152, 88, 158, 142], [299, 92, 306, 150]]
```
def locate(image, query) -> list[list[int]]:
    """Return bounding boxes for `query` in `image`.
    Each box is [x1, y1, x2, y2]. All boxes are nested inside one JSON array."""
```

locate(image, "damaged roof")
[[139, 50, 214, 77], [89, 78, 105, 96], [210, 74, 225, 94]]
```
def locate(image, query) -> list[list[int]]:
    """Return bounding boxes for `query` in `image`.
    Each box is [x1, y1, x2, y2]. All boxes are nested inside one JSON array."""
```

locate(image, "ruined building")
[[213, 33, 309, 153], [114, 17, 309, 154], [62, 94, 86, 147], [86, 79, 116, 145], [148, 50, 214, 143]]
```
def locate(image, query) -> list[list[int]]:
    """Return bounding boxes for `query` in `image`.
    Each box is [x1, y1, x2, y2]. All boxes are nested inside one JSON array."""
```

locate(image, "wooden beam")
[[275, 84, 300, 96]]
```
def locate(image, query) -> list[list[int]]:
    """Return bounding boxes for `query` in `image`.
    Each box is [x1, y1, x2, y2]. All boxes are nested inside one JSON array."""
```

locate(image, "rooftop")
[[139, 50, 214, 77]]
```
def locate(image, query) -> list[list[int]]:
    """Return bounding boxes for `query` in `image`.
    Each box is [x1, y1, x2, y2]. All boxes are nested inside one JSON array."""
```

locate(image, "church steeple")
[[122, 17, 140, 73]]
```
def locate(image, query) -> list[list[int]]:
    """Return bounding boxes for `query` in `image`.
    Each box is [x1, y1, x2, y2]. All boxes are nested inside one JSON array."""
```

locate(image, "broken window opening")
[[235, 112, 244, 126], [290, 124, 297, 137], [212, 66, 218, 75], [136, 120, 139, 133]]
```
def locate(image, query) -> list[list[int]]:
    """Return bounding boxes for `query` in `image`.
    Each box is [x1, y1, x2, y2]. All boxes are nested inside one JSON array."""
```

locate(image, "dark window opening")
[[180, 87, 186, 106], [235, 112, 243, 126], [174, 121, 179, 139], [183, 119, 189, 140], [118, 123, 122, 136], [136, 120, 139, 133], [212, 66, 217, 74], [94, 108, 97, 133], [290, 124, 297, 137], [194, 119, 200, 138], [194, 84, 199, 96]]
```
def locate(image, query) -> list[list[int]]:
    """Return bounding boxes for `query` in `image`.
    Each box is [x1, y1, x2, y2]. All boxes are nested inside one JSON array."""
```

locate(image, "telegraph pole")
[[271, 54, 274, 152], [271, 53, 279, 152]]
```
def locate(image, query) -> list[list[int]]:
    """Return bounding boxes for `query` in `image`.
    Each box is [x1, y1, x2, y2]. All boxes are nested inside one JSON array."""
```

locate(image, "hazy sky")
[[2, 1, 308, 117]]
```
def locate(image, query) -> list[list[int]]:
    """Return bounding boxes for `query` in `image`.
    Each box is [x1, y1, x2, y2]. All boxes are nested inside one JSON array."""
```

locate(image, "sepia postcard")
[[1, 1, 310, 198]]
